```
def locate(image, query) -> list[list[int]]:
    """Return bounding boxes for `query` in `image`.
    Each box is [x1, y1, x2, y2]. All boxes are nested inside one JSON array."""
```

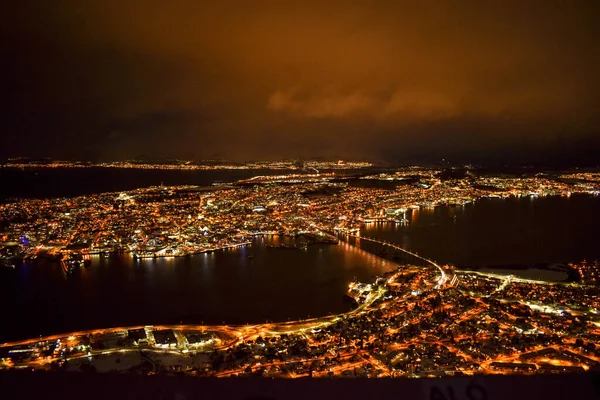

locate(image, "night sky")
[[2, 1, 599, 164]]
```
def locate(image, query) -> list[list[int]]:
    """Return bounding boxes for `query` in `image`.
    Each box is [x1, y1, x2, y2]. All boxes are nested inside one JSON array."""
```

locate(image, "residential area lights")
[[1, 256, 599, 377], [3, 167, 597, 264], [1, 167, 600, 377], [3, 159, 372, 171]]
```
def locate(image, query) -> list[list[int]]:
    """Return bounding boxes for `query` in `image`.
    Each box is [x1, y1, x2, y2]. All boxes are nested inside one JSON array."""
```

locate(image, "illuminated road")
[[5, 231, 598, 377]]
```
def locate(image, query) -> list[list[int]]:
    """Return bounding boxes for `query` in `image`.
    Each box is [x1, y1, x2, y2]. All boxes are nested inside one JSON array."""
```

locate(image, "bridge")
[[338, 232, 452, 287]]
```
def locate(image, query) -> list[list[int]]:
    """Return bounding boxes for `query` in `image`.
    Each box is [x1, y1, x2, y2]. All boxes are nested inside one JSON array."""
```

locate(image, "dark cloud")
[[2, 1, 599, 163]]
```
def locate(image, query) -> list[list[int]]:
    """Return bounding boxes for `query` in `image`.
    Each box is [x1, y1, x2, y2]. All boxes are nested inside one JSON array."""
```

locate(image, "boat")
[[61, 258, 80, 274]]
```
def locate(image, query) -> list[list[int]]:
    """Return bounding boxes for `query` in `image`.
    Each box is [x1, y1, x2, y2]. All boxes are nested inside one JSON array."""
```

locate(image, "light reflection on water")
[[0, 237, 391, 342], [362, 195, 600, 267]]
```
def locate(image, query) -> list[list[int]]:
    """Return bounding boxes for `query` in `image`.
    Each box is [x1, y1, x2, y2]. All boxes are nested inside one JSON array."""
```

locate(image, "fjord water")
[[1, 167, 599, 342], [0, 238, 392, 342], [0, 167, 293, 200], [362, 194, 600, 266]]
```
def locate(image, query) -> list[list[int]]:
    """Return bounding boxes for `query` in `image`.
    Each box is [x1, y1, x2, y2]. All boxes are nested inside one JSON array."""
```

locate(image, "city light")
[[1, 167, 599, 377]]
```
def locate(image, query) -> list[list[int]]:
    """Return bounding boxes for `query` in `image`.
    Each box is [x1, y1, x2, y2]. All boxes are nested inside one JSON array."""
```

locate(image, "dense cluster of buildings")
[[1, 167, 599, 377], [1, 168, 598, 267], [1, 252, 599, 377]]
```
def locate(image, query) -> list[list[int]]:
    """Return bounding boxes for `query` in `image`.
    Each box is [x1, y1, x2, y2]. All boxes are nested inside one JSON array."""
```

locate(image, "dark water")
[[0, 238, 392, 342], [0, 167, 373, 201], [0, 167, 295, 200], [2, 168, 599, 342], [362, 195, 600, 267]]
